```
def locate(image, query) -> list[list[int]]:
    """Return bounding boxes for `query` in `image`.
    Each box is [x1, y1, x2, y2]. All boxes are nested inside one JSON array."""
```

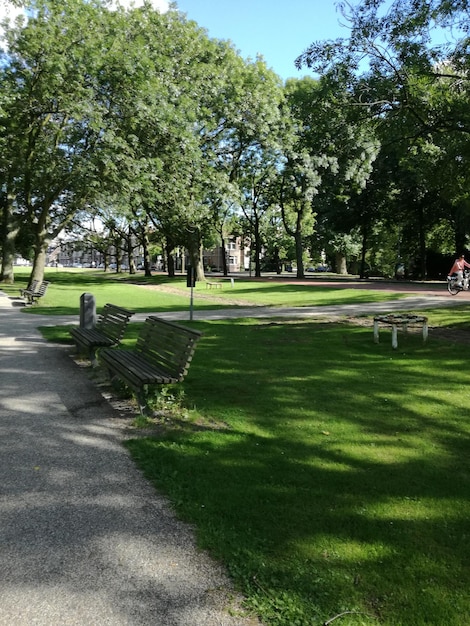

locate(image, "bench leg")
[[373, 320, 379, 343], [136, 386, 151, 416], [392, 325, 398, 349], [90, 347, 99, 367], [423, 322, 428, 342]]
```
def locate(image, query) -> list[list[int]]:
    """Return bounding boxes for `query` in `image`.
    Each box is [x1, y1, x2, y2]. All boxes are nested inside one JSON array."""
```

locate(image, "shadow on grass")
[[126, 320, 470, 626]]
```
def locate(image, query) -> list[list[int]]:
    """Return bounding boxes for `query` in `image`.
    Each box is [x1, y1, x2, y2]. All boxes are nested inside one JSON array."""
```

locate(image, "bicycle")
[[447, 269, 470, 295]]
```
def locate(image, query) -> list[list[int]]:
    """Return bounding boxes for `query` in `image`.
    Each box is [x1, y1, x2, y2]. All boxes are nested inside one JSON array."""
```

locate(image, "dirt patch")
[[133, 281, 260, 307]]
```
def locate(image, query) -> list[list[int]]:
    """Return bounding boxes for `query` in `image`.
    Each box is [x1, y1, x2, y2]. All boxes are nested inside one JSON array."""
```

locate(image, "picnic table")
[[373, 314, 428, 349]]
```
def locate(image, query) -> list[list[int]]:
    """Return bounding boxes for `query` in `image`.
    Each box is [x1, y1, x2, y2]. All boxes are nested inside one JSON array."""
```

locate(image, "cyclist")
[[448, 254, 470, 287]]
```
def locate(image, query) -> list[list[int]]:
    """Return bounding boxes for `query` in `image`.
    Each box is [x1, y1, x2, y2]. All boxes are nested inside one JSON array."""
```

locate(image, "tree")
[[0, 0, 111, 284], [281, 76, 379, 278], [194, 55, 286, 279], [296, 0, 470, 276]]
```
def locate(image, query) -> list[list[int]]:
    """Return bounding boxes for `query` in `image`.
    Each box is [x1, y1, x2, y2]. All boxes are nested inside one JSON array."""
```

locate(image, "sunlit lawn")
[[123, 318, 470, 626], [5, 267, 408, 315], [13, 269, 470, 625]]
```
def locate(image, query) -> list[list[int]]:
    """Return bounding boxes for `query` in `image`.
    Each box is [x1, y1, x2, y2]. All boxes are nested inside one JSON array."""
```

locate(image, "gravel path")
[[0, 292, 259, 626]]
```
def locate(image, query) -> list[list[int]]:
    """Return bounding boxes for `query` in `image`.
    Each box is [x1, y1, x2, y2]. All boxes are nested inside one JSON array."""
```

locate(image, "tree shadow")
[[126, 319, 470, 624]]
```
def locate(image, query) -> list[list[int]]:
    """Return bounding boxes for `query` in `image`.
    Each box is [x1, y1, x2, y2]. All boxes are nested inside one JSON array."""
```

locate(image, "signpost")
[[187, 266, 196, 320]]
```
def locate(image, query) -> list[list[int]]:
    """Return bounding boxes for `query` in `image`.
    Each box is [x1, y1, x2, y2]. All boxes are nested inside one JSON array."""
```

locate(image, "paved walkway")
[[0, 292, 259, 626], [0, 288, 460, 625]]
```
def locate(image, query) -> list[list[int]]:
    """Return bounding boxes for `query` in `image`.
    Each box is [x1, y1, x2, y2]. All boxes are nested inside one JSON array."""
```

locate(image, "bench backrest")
[[136, 316, 202, 381], [96, 303, 134, 342], [27, 279, 40, 293], [36, 280, 50, 295]]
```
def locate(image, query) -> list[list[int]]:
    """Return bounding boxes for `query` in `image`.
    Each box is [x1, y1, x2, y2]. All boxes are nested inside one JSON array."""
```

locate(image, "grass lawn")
[[3, 267, 407, 316], [12, 270, 470, 625], [120, 317, 470, 626]]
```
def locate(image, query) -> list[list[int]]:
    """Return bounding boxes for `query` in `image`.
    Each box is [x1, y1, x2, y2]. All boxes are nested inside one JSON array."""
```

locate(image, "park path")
[[0, 291, 259, 626]]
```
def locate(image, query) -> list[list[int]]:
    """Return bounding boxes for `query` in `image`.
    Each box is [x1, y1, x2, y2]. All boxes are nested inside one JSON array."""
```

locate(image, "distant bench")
[[70, 303, 134, 364], [22, 280, 50, 305], [20, 279, 39, 299], [99, 316, 202, 415], [205, 277, 235, 288]]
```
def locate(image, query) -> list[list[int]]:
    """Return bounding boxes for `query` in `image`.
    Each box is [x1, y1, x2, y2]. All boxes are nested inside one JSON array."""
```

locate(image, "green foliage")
[[4, 0, 470, 287], [296, 0, 470, 278]]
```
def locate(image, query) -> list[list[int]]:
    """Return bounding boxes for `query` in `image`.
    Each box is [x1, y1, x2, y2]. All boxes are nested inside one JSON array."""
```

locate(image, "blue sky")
[[174, 1, 351, 81], [0, 0, 353, 78]]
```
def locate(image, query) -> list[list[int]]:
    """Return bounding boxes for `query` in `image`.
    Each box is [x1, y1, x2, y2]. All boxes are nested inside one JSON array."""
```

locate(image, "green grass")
[[180, 279, 409, 307], [4, 267, 408, 316], [3, 268, 200, 315], [122, 318, 470, 626], [10, 270, 470, 625]]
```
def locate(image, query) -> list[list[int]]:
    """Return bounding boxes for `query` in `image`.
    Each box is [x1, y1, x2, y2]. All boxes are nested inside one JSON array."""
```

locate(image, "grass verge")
[[118, 316, 470, 626], [3, 268, 408, 315]]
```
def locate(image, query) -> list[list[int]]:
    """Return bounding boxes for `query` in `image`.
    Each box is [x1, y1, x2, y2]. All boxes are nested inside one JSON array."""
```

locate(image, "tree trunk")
[[418, 203, 427, 280], [294, 231, 305, 279], [1, 231, 17, 284], [359, 224, 368, 279], [335, 253, 348, 274], [166, 241, 175, 277], [253, 215, 262, 278], [142, 231, 152, 278], [30, 211, 50, 284], [31, 247, 47, 284], [274, 246, 282, 274], [0, 193, 19, 284], [186, 241, 204, 282], [221, 234, 228, 276], [294, 209, 305, 279], [126, 232, 135, 274]]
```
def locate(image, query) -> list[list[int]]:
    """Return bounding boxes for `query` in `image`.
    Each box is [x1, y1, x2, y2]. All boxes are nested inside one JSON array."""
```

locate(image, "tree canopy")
[[2, 0, 470, 283]]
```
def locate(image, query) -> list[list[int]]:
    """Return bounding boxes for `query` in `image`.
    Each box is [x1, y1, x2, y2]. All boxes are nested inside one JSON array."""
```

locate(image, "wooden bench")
[[99, 316, 203, 415], [70, 303, 134, 365], [20, 279, 39, 298], [206, 281, 222, 289], [373, 314, 428, 349], [23, 280, 50, 305]]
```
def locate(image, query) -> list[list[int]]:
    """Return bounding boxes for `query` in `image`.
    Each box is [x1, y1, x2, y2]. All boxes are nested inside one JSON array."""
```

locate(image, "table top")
[[373, 314, 428, 324]]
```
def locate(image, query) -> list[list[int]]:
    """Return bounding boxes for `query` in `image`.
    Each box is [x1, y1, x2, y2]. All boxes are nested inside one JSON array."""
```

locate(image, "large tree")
[[0, 0, 111, 284], [281, 76, 379, 278], [296, 0, 470, 275]]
